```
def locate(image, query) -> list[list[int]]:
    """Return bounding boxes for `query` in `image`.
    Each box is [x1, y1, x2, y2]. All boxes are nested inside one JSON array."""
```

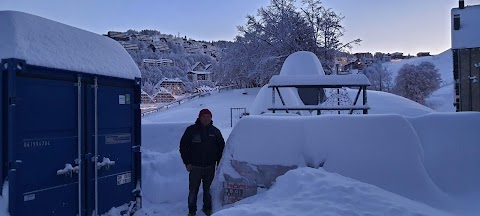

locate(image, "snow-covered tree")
[[363, 63, 393, 92], [393, 61, 441, 105], [216, 0, 358, 87]]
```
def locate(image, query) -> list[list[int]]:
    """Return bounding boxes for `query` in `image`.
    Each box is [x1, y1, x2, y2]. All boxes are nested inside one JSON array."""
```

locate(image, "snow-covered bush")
[[393, 61, 441, 105]]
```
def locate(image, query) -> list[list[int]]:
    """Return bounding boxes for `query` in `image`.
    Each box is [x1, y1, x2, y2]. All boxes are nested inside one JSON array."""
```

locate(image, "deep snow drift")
[[137, 88, 479, 216]]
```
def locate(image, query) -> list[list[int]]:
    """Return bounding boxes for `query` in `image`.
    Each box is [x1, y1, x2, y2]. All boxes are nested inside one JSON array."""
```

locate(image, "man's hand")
[[186, 164, 192, 172]]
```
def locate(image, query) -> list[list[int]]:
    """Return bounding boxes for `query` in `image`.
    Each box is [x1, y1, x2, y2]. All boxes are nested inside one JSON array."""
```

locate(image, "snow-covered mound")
[[251, 88, 434, 117], [0, 11, 140, 80], [213, 113, 480, 214], [214, 168, 454, 216], [407, 113, 480, 202], [279, 51, 325, 76]]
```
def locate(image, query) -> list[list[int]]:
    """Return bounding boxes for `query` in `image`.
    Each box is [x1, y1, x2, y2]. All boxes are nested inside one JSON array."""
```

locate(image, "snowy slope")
[[383, 50, 455, 112]]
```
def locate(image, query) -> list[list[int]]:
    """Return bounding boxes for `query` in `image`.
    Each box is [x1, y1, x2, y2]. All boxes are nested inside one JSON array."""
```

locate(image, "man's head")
[[198, 109, 212, 126]]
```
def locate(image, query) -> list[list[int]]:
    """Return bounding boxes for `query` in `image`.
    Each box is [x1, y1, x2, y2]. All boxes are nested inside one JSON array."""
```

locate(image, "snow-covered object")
[[407, 113, 480, 202], [269, 74, 370, 87], [249, 85, 309, 115], [214, 168, 454, 216], [212, 114, 478, 212], [279, 51, 325, 76], [0, 11, 141, 80], [451, 5, 480, 49]]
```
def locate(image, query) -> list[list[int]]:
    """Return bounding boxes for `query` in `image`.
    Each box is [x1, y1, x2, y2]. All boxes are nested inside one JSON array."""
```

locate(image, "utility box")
[[0, 11, 142, 216]]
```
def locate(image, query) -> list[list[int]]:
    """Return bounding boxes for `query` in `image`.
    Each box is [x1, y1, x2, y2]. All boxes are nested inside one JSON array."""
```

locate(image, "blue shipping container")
[[0, 11, 142, 216]]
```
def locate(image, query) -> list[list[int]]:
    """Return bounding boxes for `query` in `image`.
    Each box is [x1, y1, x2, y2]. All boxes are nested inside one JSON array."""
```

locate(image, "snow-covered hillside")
[[383, 49, 455, 112]]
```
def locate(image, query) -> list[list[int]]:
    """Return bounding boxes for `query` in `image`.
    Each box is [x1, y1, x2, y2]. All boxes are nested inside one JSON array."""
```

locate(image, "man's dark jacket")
[[180, 119, 225, 167]]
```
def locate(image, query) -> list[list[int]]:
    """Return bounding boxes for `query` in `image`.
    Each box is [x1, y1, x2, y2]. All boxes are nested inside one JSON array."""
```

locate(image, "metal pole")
[[230, 108, 233, 127], [94, 77, 99, 216], [77, 76, 82, 216], [272, 87, 275, 113], [363, 86, 368, 114]]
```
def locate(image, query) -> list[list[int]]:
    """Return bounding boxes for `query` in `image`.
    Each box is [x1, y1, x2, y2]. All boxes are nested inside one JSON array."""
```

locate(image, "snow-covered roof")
[[160, 77, 183, 83], [0, 11, 141, 80], [188, 71, 211, 75], [269, 74, 371, 87], [451, 4, 480, 49], [154, 87, 171, 94]]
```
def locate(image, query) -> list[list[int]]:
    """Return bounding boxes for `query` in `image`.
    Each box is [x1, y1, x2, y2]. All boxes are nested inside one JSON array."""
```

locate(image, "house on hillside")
[[141, 89, 154, 104], [106, 31, 129, 41], [154, 78, 185, 95], [451, 0, 480, 111], [152, 87, 176, 103], [417, 52, 431, 57], [131, 34, 151, 41], [187, 62, 213, 82], [119, 41, 139, 52], [391, 52, 404, 59], [142, 59, 174, 67], [148, 42, 170, 52]]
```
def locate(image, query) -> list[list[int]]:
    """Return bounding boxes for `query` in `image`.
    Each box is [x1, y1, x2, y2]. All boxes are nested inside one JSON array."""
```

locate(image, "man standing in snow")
[[180, 108, 225, 216]]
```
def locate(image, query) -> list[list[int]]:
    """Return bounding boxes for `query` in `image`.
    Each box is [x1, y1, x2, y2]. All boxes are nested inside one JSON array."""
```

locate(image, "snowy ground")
[[132, 86, 478, 216]]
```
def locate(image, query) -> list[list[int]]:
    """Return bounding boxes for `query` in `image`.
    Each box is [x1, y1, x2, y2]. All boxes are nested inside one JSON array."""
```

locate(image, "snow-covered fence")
[[141, 85, 237, 117], [141, 92, 210, 117], [218, 85, 237, 92]]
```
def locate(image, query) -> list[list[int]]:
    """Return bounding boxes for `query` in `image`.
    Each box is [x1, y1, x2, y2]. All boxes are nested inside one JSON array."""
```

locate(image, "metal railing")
[[231, 108, 248, 127]]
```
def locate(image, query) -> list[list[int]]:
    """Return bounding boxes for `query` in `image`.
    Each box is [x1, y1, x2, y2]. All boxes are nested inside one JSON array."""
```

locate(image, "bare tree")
[[363, 63, 393, 92]]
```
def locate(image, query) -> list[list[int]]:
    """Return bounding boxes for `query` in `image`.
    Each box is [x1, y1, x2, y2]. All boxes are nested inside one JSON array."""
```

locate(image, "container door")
[[12, 74, 83, 216], [86, 79, 137, 215]]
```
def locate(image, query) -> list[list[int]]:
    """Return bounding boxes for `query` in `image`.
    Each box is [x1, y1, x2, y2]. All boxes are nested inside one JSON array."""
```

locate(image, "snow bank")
[[407, 113, 480, 202], [251, 87, 434, 117], [214, 168, 454, 216], [142, 123, 190, 153], [214, 114, 458, 211], [354, 89, 434, 117], [0, 11, 140, 80], [141, 123, 190, 205]]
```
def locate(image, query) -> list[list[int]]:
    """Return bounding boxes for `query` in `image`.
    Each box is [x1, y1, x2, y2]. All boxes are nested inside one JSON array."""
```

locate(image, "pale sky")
[[2, 0, 479, 55]]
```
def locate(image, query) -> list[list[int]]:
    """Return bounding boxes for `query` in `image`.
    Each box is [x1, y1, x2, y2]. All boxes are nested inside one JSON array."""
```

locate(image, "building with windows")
[[451, 0, 480, 111], [187, 62, 213, 82], [154, 78, 185, 95], [152, 87, 176, 103], [141, 89, 153, 104]]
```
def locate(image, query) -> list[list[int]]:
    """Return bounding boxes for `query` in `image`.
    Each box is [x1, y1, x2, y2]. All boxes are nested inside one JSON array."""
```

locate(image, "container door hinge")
[[9, 97, 16, 106], [9, 160, 22, 170], [132, 146, 141, 153]]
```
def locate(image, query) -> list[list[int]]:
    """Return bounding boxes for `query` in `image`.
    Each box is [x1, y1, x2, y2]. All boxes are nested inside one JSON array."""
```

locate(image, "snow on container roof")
[[0, 11, 141, 80], [451, 4, 480, 49], [269, 74, 371, 87], [280, 51, 325, 76]]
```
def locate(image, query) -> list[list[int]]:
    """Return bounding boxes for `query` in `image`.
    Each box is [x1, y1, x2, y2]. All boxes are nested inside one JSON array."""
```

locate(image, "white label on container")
[[105, 134, 131, 144], [24, 194, 35, 201], [119, 95, 125, 104], [117, 172, 131, 185]]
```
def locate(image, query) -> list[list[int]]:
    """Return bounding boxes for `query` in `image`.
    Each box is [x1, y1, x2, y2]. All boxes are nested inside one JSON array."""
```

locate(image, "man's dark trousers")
[[188, 165, 215, 214]]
